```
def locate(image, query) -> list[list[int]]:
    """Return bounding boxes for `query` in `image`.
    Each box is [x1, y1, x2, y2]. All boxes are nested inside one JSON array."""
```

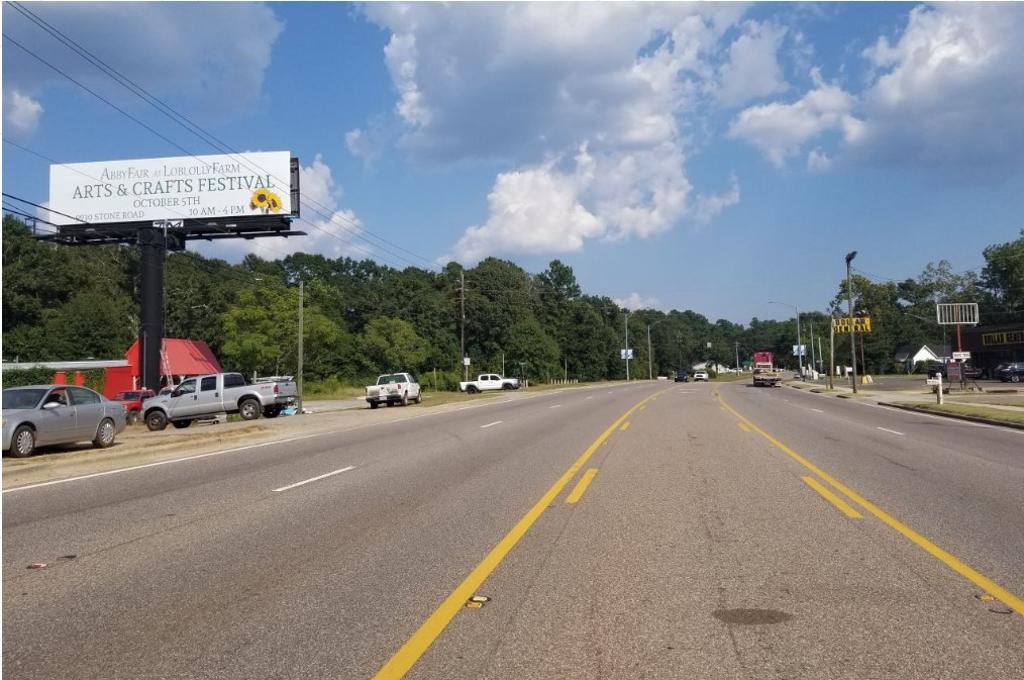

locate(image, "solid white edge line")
[[480, 421, 503, 429], [2, 433, 326, 494], [810, 408, 824, 413], [5, 382, 649, 494], [877, 426, 905, 436], [273, 465, 355, 493]]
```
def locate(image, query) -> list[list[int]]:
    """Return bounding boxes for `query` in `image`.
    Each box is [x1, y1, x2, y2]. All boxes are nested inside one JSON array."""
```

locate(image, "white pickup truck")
[[143, 372, 297, 430], [366, 373, 421, 408], [459, 373, 520, 394]]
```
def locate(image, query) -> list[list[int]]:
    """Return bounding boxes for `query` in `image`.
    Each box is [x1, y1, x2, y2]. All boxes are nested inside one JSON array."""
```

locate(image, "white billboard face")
[[49, 151, 292, 225]]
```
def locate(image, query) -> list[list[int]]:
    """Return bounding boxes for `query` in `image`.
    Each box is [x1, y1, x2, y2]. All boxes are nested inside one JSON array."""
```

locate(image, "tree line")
[[2, 216, 1021, 388]]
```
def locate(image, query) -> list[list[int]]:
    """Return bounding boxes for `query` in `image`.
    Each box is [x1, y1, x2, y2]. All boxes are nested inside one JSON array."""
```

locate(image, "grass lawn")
[[710, 373, 752, 383], [892, 401, 1024, 426]]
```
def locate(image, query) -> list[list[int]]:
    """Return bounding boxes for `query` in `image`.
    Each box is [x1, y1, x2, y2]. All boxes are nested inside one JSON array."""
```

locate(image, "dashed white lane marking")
[[809, 408, 824, 413], [585, 396, 593, 400], [876, 427, 904, 436], [480, 421, 503, 429], [550, 404, 562, 409], [273, 465, 356, 492]]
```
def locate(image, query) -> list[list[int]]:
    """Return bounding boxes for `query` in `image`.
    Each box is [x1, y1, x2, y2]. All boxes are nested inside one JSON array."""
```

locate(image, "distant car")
[[674, 372, 689, 383], [998, 362, 1024, 383], [2, 385, 127, 458], [112, 389, 156, 425], [365, 372, 422, 408], [692, 371, 709, 382]]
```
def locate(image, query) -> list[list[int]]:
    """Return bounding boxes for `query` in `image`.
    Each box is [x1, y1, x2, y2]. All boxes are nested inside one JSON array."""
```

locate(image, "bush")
[[2, 367, 58, 388]]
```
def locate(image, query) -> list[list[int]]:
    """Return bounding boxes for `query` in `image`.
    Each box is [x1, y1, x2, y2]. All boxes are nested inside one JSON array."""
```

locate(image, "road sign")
[[947, 362, 962, 381], [620, 349, 634, 360], [926, 377, 940, 386], [463, 357, 471, 366], [792, 345, 806, 357], [952, 351, 971, 361], [936, 302, 979, 326], [832, 317, 872, 334]]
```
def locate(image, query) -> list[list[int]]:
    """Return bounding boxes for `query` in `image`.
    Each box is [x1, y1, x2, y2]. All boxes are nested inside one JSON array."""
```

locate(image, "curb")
[[879, 402, 1024, 431]]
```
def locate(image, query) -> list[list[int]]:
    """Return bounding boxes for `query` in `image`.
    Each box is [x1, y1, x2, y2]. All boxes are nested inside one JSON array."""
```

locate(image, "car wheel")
[[503, 383, 513, 390], [126, 409, 139, 426], [1012, 375, 1021, 383], [239, 398, 261, 420], [263, 407, 281, 418], [414, 394, 422, 404], [172, 420, 192, 429], [93, 418, 117, 448], [11, 425, 35, 458], [467, 385, 479, 394], [370, 401, 379, 409], [401, 392, 409, 406], [146, 410, 168, 431]]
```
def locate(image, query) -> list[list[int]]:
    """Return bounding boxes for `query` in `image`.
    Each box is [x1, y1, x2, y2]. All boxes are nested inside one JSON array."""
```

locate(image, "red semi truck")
[[752, 352, 782, 387]]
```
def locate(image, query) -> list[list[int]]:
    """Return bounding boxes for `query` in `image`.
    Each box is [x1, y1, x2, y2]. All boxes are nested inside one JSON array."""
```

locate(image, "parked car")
[[674, 371, 689, 383], [692, 371, 709, 382], [112, 389, 156, 425], [459, 373, 521, 393], [142, 373, 297, 431], [365, 373, 421, 408], [997, 362, 1024, 383], [2, 385, 127, 458]]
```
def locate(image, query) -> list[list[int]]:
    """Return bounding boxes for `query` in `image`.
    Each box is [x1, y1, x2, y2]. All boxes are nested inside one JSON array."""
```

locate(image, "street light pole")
[[647, 324, 653, 380], [624, 311, 630, 381], [846, 251, 858, 393]]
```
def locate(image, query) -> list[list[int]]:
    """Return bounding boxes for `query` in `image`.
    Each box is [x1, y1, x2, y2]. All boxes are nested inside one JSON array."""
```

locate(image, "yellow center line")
[[371, 387, 671, 679], [619, 421, 631, 432], [715, 390, 1024, 617], [565, 468, 599, 504], [802, 475, 862, 518], [736, 421, 751, 432]]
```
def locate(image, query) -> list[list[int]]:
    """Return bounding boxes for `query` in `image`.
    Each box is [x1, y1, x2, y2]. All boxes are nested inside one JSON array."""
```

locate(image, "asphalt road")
[[3, 380, 1022, 679]]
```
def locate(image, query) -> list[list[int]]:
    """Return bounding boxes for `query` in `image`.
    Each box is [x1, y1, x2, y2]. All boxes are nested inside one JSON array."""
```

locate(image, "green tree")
[[359, 317, 429, 375]]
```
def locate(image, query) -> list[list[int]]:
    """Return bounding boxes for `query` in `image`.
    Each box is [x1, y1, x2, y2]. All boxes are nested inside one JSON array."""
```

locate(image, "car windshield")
[[120, 391, 141, 400], [3, 388, 47, 410], [378, 374, 406, 384]]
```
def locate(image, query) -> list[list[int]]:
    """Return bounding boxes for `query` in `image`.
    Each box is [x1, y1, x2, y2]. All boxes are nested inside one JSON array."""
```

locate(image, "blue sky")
[[3, 2, 1022, 323]]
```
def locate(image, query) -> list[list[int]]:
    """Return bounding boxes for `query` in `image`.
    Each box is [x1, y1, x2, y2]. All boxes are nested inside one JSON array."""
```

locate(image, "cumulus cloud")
[[693, 173, 741, 225], [359, 3, 746, 262], [728, 70, 861, 166], [199, 155, 368, 262], [614, 292, 660, 311], [852, 3, 1024, 173], [3, 89, 43, 137], [1, 3, 282, 118], [716, 21, 788, 107]]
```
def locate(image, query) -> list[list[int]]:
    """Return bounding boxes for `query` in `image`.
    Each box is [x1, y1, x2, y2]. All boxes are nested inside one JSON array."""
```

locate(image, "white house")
[[893, 344, 950, 372]]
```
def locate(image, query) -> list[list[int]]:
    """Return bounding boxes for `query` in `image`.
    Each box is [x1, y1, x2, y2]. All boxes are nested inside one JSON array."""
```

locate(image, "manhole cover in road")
[[712, 608, 792, 625]]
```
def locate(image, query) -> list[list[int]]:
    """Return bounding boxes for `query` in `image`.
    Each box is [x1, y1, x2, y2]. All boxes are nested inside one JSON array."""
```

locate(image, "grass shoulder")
[[890, 401, 1024, 427]]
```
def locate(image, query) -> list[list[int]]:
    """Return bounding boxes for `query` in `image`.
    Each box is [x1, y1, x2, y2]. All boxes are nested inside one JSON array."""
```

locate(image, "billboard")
[[49, 152, 293, 225], [832, 316, 872, 334], [620, 349, 634, 360]]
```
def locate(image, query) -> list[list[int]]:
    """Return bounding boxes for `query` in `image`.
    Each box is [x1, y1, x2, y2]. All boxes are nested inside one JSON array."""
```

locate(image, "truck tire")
[[146, 410, 168, 431], [11, 425, 35, 458], [263, 407, 281, 418], [93, 418, 117, 448], [370, 401, 379, 409], [172, 420, 192, 429], [414, 393, 422, 404], [503, 383, 513, 390], [467, 385, 479, 394], [239, 398, 261, 420], [401, 392, 409, 406]]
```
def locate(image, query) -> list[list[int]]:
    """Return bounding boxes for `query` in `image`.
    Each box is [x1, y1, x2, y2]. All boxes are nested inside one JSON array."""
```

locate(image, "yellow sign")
[[832, 317, 872, 334], [982, 331, 1024, 346]]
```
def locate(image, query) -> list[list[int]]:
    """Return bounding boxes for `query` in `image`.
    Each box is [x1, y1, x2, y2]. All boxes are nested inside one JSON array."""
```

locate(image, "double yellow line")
[[372, 388, 667, 679], [716, 390, 1023, 618]]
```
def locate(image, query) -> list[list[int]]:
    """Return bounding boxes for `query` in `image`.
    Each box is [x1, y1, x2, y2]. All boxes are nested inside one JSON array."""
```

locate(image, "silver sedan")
[[2, 385, 128, 458]]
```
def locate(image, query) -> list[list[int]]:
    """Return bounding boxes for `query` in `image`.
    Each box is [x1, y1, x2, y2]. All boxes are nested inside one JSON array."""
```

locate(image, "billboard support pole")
[[138, 225, 166, 392]]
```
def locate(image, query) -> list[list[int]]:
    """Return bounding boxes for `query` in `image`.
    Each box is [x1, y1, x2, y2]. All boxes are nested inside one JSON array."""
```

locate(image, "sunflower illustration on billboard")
[[249, 189, 283, 214]]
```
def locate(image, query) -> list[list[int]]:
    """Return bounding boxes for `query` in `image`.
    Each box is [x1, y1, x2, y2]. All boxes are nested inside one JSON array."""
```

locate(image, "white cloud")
[[852, 3, 1024, 173], [3, 89, 43, 137], [716, 21, 788, 107], [806, 147, 832, 172], [360, 4, 746, 261], [2, 3, 282, 117], [728, 70, 861, 166], [199, 155, 368, 262], [614, 292, 660, 311], [694, 173, 741, 224]]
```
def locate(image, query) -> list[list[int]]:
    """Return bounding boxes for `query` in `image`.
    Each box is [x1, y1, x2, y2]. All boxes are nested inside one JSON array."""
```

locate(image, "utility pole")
[[796, 312, 803, 378], [564, 357, 568, 382], [809, 317, 816, 376], [846, 251, 858, 393], [647, 324, 653, 380], [459, 270, 467, 383], [624, 311, 630, 381], [829, 316, 835, 390], [817, 335, 823, 373], [735, 341, 740, 372], [502, 352, 505, 377], [297, 279, 304, 413]]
